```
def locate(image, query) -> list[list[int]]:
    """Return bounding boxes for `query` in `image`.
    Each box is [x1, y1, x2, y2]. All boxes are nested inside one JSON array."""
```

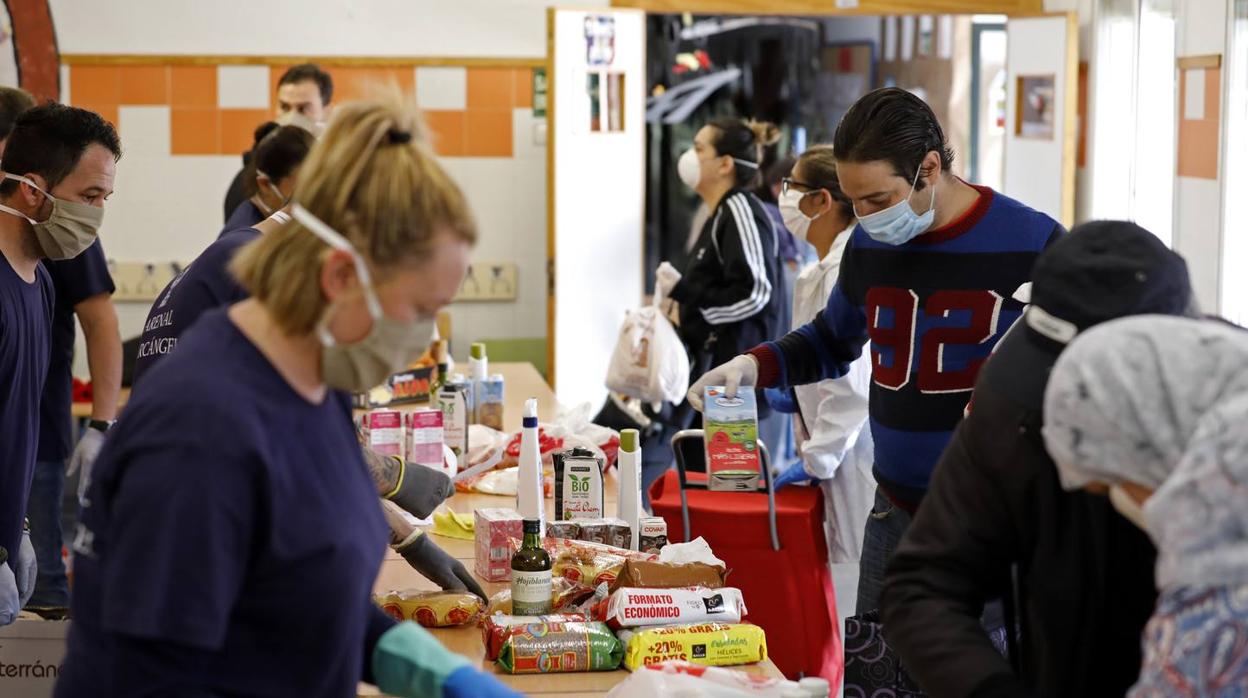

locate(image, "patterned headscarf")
[[1042, 315, 1248, 588]]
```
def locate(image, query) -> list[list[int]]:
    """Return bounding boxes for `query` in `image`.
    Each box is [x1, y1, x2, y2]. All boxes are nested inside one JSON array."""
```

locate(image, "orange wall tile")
[[464, 109, 513, 157], [170, 66, 217, 108], [171, 108, 220, 155], [220, 109, 273, 155], [513, 68, 533, 109], [119, 65, 169, 105], [467, 67, 514, 109], [332, 66, 415, 103], [70, 65, 120, 107], [424, 110, 465, 157]]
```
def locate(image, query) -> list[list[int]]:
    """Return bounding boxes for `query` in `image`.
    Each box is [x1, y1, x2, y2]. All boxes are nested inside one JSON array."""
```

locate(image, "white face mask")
[[254, 170, 288, 216], [854, 167, 936, 246], [291, 204, 436, 392], [778, 188, 823, 243], [1109, 485, 1149, 533], [275, 110, 325, 137], [677, 147, 702, 191]]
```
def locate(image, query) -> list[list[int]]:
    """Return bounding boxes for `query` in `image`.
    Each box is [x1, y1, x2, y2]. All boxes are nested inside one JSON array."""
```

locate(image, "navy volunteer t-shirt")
[[0, 253, 53, 561], [38, 239, 116, 462], [223, 199, 265, 237], [57, 309, 392, 697], [131, 228, 260, 387]]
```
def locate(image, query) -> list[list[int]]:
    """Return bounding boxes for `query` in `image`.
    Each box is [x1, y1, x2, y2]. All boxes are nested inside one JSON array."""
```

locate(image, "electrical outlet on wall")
[[455, 261, 517, 302], [108, 260, 184, 302]]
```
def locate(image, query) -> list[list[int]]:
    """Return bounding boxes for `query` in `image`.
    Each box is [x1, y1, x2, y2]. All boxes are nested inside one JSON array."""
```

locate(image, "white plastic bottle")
[[517, 398, 545, 534], [468, 342, 488, 424], [616, 428, 643, 551]]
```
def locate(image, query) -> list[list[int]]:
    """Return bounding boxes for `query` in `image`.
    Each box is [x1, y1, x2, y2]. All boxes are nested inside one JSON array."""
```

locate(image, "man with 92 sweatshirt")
[[688, 88, 1063, 613]]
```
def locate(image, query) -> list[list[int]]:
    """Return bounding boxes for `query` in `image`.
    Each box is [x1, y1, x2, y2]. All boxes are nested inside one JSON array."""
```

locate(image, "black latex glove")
[[397, 533, 486, 599]]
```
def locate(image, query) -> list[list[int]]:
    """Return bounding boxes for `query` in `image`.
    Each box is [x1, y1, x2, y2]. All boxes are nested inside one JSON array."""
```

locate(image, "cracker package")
[[618, 622, 768, 670], [702, 387, 762, 491], [496, 621, 623, 673], [604, 587, 747, 629], [612, 559, 725, 591], [375, 590, 483, 628]]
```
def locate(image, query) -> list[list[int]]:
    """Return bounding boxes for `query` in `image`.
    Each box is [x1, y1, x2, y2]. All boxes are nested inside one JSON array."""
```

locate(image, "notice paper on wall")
[[883, 17, 898, 62], [1185, 68, 1205, 120]]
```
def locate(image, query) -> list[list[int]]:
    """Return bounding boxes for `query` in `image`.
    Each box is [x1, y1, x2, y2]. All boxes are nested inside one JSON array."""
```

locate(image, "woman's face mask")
[[853, 166, 936, 246], [291, 204, 436, 392], [0, 173, 102, 259], [778, 185, 825, 244]]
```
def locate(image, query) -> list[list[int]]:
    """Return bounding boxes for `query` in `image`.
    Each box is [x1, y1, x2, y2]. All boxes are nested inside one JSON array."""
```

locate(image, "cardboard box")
[[702, 387, 762, 491], [474, 508, 524, 582], [0, 617, 70, 697]]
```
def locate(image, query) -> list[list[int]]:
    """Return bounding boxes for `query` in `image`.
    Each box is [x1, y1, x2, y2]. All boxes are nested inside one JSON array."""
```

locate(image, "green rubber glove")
[[372, 621, 470, 698]]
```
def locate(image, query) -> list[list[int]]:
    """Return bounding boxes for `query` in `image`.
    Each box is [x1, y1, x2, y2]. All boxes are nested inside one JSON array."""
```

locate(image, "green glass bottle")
[[510, 518, 552, 615]]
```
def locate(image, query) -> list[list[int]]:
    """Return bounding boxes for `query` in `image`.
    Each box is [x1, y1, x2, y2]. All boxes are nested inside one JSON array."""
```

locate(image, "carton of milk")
[[366, 410, 404, 459], [702, 386, 762, 491], [405, 409, 444, 470]]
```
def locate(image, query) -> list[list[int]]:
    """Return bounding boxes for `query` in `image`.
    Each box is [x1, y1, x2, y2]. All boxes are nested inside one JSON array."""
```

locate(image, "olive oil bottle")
[[510, 518, 552, 615]]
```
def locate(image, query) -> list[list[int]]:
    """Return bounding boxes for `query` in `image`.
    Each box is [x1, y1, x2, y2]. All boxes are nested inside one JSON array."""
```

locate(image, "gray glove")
[[395, 531, 486, 599], [0, 562, 17, 626], [386, 459, 454, 520], [14, 531, 34, 606]]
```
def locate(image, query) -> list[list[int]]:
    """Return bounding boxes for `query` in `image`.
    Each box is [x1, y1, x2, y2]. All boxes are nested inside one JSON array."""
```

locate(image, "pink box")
[[406, 410, 444, 468], [475, 508, 524, 582], [366, 410, 404, 459]]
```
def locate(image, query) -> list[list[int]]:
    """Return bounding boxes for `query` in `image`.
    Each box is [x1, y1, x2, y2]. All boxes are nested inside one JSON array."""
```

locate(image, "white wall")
[[822, 16, 882, 45], [50, 0, 574, 58], [1173, 0, 1226, 311], [56, 0, 610, 378]]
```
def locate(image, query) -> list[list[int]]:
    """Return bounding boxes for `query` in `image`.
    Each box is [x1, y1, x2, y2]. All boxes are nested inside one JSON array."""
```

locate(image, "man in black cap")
[[881, 220, 1195, 697]]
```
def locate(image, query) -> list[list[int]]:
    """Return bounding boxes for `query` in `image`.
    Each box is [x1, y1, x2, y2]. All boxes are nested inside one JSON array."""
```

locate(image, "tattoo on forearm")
[[361, 446, 401, 495]]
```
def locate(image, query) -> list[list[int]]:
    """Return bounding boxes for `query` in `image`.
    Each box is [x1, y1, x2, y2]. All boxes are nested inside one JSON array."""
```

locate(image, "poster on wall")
[[585, 15, 616, 67], [918, 16, 934, 57], [1016, 74, 1056, 139]]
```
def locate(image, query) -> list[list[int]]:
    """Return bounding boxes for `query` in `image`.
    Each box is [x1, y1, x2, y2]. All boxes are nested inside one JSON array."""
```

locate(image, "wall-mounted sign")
[[584, 15, 616, 67], [533, 68, 548, 118]]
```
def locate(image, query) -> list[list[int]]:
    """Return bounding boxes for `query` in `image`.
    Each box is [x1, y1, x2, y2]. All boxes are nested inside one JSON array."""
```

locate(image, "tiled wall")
[[63, 59, 548, 374], [67, 62, 536, 158]]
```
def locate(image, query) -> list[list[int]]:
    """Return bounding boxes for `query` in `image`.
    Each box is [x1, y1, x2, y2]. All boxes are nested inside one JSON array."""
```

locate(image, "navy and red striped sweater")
[[749, 185, 1063, 505]]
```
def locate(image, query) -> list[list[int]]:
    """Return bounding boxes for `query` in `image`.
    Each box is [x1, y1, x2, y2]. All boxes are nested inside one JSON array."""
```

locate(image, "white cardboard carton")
[[0, 617, 69, 697]]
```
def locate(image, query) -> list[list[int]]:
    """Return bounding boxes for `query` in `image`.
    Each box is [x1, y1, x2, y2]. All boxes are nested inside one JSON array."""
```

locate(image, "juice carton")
[[475, 508, 524, 582], [365, 410, 404, 459], [702, 386, 761, 492], [405, 409, 444, 470]]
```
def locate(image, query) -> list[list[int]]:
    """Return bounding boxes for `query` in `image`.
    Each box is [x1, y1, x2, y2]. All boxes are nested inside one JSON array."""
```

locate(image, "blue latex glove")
[[773, 460, 816, 489], [763, 386, 799, 414], [0, 562, 17, 626], [373, 621, 520, 698], [14, 531, 35, 606]]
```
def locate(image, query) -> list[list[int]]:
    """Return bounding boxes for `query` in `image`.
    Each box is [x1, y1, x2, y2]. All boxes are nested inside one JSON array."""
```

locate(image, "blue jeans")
[[856, 487, 912, 615], [27, 459, 70, 608]]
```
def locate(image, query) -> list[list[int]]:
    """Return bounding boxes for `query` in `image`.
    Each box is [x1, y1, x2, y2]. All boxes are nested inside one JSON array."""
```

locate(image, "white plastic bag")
[[606, 297, 690, 405], [606, 661, 801, 697]]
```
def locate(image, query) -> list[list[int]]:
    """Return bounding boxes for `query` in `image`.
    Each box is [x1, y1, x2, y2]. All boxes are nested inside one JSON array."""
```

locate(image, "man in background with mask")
[[0, 103, 120, 625], [882, 221, 1193, 697], [222, 63, 332, 221], [688, 87, 1063, 614], [0, 90, 124, 621]]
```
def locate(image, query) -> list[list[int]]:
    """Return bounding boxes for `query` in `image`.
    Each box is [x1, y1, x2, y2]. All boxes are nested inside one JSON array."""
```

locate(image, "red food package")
[[480, 613, 588, 660]]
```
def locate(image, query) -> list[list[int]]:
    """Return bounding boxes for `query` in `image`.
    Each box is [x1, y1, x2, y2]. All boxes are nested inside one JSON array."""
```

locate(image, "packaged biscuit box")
[[702, 387, 762, 491], [618, 622, 768, 670]]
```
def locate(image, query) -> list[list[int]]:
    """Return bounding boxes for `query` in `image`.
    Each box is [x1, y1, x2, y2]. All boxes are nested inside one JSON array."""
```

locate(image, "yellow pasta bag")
[[618, 622, 767, 671]]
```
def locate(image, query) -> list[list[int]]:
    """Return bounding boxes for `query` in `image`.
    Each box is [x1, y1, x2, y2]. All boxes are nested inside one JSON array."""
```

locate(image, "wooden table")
[[360, 362, 783, 697]]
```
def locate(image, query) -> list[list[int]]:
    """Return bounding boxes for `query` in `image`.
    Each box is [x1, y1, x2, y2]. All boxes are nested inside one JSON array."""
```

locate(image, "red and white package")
[[366, 410, 404, 459], [603, 587, 746, 629], [475, 508, 524, 582], [405, 409, 445, 470]]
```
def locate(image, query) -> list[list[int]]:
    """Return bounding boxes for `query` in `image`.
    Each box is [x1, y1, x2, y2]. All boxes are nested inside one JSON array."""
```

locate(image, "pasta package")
[[604, 587, 747, 629], [618, 623, 768, 670], [496, 621, 624, 673], [376, 590, 483, 628], [611, 560, 726, 591], [481, 613, 589, 661]]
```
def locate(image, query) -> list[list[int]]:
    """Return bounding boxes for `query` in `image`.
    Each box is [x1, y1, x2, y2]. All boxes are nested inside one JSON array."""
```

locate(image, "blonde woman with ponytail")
[[56, 98, 520, 698]]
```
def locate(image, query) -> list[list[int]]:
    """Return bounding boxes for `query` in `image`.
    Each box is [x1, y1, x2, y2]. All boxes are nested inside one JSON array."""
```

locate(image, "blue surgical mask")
[[854, 168, 936, 246]]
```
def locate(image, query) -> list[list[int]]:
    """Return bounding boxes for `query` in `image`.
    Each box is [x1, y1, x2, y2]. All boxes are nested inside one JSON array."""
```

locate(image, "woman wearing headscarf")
[[1042, 314, 1248, 697]]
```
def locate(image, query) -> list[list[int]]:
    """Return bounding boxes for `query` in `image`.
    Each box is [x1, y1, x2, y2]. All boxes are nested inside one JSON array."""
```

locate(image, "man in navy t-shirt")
[[0, 104, 120, 625], [28, 237, 119, 618]]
